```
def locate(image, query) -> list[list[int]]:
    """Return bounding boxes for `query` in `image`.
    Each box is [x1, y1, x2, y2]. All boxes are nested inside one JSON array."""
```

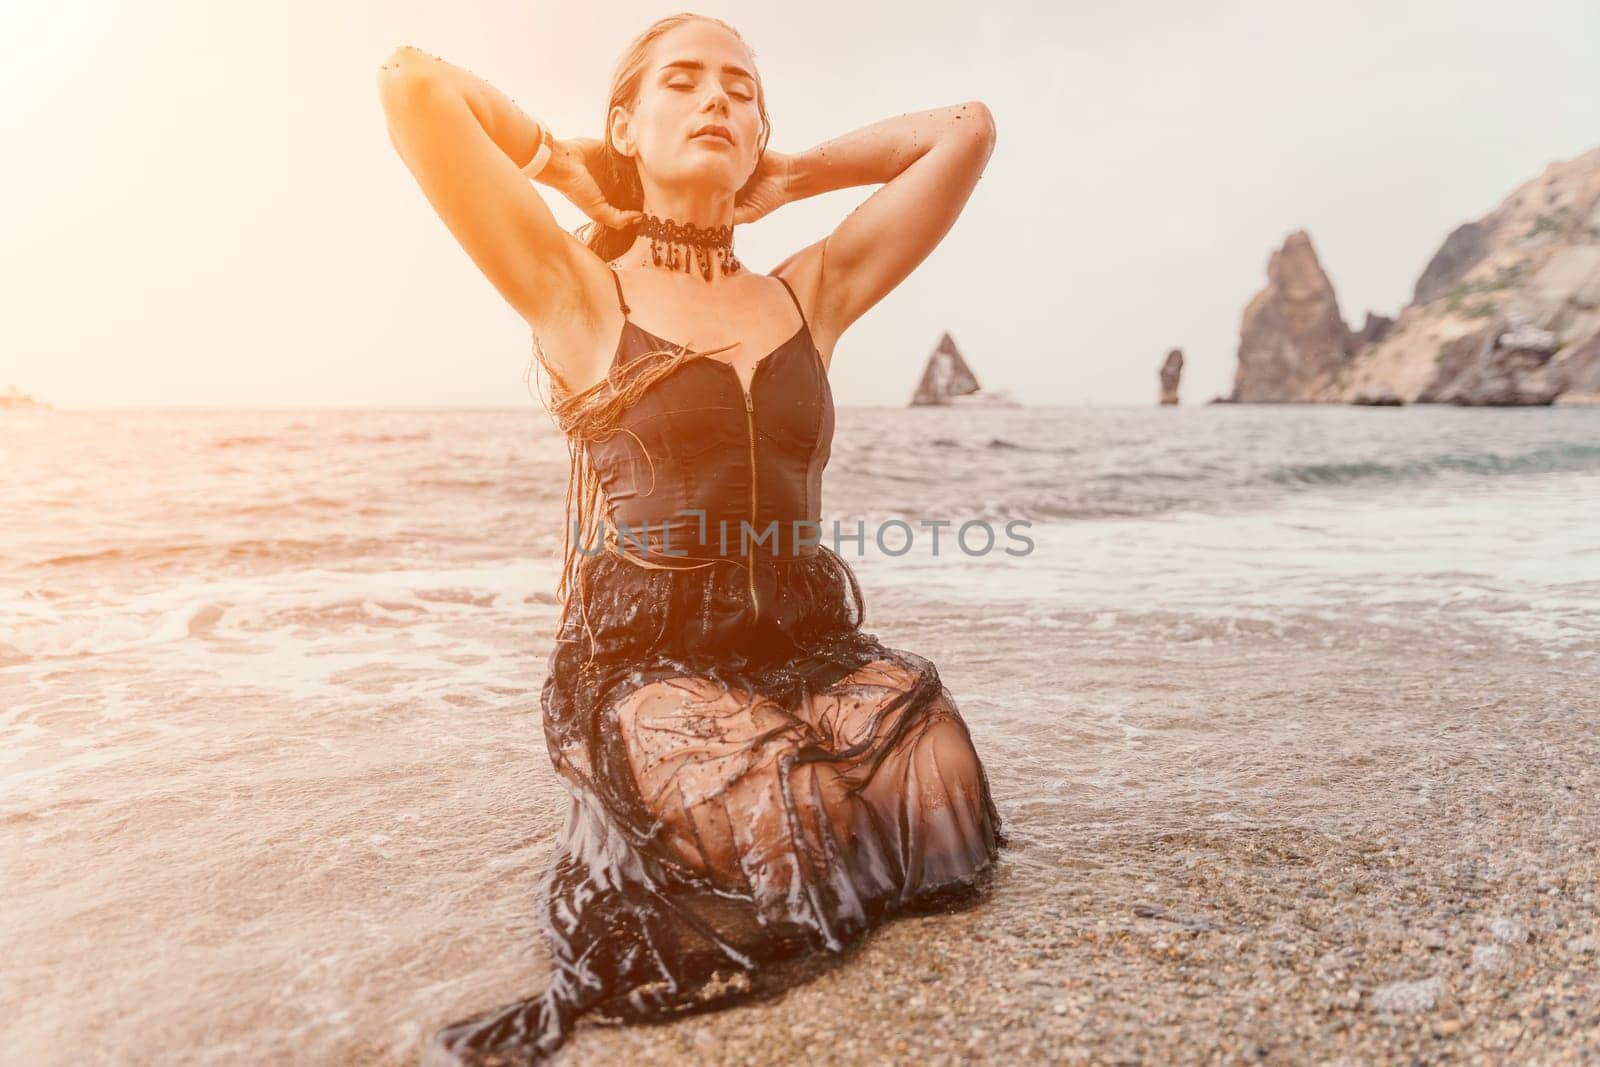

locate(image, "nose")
[[700, 84, 731, 115]]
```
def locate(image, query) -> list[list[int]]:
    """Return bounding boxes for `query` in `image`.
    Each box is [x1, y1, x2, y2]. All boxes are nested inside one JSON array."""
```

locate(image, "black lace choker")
[[639, 213, 741, 280]]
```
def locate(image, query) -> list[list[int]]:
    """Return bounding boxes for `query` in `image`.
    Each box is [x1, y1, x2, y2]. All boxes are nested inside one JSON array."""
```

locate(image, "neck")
[[639, 184, 734, 231], [616, 194, 743, 281]]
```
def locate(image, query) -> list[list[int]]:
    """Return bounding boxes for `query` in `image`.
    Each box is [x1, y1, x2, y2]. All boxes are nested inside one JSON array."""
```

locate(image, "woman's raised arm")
[[770, 102, 998, 360], [376, 46, 591, 332]]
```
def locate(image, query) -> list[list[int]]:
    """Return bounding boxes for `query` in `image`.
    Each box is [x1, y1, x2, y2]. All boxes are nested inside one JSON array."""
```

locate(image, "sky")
[[2, 0, 1598, 409]]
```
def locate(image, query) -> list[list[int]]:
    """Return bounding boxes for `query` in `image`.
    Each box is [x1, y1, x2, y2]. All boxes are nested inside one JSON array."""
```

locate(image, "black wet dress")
[[426, 270, 1006, 1065]]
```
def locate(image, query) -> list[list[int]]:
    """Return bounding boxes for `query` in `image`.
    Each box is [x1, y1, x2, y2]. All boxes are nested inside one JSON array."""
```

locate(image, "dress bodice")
[[584, 271, 835, 579]]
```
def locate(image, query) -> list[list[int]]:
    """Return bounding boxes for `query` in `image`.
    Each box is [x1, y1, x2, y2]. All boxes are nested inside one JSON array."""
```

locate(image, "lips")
[[692, 124, 733, 145]]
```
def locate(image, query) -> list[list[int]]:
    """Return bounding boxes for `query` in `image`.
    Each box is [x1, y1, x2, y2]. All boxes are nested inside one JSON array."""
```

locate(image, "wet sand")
[[544, 638, 1600, 1065]]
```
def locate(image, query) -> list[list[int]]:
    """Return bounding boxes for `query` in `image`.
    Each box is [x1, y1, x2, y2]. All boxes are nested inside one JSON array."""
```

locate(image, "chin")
[[660, 161, 744, 195]]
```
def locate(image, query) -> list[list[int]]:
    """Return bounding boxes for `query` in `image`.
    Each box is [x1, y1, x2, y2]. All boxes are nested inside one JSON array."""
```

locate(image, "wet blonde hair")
[[525, 13, 774, 642]]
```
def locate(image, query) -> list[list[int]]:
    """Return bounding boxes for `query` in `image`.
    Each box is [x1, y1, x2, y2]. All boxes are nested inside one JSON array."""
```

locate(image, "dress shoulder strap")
[[607, 267, 631, 316], [774, 275, 809, 331]]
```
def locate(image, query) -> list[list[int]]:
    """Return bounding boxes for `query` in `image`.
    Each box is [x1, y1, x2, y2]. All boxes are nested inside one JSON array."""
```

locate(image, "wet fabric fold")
[[425, 545, 1006, 1066]]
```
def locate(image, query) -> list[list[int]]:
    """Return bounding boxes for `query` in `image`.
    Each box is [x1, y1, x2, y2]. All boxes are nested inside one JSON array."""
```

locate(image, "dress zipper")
[[743, 389, 760, 623]]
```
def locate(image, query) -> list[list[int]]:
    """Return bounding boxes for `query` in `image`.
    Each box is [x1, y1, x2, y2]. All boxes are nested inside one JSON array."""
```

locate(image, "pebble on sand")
[[1369, 976, 1445, 1013], [1470, 945, 1511, 974]]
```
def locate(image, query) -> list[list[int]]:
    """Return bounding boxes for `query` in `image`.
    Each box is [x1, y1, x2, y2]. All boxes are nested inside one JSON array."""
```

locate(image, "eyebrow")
[[659, 59, 756, 82]]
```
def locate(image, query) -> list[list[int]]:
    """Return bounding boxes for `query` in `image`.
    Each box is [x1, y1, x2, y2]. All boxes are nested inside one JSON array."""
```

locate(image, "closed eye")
[[667, 80, 754, 103]]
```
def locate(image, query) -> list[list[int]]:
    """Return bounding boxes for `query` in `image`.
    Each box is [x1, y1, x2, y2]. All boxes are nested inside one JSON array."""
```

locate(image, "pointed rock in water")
[[1158, 348, 1184, 405], [1228, 231, 1353, 402], [910, 331, 982, 406]]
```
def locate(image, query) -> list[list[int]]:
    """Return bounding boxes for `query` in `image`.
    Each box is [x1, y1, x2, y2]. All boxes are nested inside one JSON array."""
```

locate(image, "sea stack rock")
[[1158, 348, 1183, 405], [908, 332, 1018, 407], [1227, 231, 1353, 402], [910, 332, 982, 406]]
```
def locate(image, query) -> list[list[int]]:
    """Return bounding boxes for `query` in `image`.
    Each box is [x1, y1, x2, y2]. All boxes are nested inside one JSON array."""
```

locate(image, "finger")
[[584, 202, 636, 230], [574, 191, 622, 227]]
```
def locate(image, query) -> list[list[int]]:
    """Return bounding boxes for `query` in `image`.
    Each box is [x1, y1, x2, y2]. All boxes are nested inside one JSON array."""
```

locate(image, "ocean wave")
[[234, 496, 365, 516], [985, 437, 1079, 454], [1269, 443, 1600, 485], [926, 436, 1078, 455], [36, 536, 393, 570], [2, 562, 560, 662], [340, 430, 433, 445], [216, 430, 431, 449]]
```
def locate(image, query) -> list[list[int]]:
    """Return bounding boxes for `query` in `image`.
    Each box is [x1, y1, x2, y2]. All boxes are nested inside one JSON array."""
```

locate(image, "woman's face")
[[615, 22, 763, 196]]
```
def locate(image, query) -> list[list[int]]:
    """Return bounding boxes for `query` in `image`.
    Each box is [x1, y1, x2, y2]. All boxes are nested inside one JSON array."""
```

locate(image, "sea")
[[2, 403, 1596, 1063]]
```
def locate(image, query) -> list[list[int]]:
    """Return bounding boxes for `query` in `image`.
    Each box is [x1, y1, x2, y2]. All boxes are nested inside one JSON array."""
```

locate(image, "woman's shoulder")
[[770, 240, 835, 370]]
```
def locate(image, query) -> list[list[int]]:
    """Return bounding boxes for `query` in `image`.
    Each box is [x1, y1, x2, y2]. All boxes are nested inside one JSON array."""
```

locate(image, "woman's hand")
[[734, 150, 796, 225], [529, 135, 644, 231]]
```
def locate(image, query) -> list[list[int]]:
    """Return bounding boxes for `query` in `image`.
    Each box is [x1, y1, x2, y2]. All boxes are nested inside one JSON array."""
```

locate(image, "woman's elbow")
[[376, 46, 436, 104], [963, 100, 997, 146], [380, 45, 432, 74]]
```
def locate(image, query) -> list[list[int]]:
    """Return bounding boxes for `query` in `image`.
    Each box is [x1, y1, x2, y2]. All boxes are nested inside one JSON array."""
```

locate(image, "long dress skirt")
[[424, 544, 1006, 1065]]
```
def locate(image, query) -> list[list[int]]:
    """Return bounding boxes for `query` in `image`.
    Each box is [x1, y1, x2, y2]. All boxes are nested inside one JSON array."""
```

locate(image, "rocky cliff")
[[1228, 145, 1600, 405]]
